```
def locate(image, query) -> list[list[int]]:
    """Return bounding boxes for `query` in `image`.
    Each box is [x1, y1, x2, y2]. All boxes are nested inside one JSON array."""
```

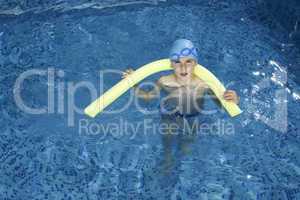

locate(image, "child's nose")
[[180, 65, 187, 72]]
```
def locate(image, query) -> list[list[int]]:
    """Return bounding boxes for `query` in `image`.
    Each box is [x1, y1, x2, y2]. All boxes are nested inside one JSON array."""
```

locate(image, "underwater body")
[[0, 0, 300, 199]]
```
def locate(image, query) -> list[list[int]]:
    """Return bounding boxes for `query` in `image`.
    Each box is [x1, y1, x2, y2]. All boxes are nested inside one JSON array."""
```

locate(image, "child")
[[122, 39, 239, 169]]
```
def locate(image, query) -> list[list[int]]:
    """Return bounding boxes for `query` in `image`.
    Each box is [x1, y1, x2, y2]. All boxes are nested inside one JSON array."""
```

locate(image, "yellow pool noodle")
[[84, 59, 242, 118]]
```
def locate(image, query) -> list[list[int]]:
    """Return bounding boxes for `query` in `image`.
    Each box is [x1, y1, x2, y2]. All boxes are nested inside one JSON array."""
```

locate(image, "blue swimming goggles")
[[169, 47, 198, 62]]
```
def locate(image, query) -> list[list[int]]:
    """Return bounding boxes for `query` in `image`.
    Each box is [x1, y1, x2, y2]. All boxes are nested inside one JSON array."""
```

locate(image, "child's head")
[[169, 39, 198, 80]]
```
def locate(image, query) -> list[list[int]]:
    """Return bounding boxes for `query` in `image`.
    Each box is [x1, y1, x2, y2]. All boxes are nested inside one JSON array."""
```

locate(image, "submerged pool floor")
[[0, 1, 300, 199]]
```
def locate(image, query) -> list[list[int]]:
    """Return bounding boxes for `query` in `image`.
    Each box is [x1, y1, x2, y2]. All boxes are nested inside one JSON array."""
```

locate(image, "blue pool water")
[[0, 0, 300, 199]]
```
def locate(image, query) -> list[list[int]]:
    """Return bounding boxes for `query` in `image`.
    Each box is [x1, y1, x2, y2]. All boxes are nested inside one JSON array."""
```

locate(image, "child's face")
[[171, 57, 197, 80]]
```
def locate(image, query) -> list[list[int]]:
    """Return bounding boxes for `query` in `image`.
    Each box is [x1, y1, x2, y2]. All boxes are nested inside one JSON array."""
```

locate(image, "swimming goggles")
[[169, 47, 198, 61]]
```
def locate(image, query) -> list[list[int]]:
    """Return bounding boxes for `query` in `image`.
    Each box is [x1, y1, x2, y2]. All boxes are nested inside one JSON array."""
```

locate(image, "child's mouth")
[[180, 73, 188, 76]]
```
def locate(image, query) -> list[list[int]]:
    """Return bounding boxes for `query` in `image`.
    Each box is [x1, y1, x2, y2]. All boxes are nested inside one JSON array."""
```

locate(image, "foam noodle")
[[84, 59, 242, 118]]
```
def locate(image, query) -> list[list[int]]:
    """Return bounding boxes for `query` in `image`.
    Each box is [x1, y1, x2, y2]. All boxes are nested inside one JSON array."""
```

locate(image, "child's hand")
[[223, 90, 239, 104], [121, 68, 135, 79]]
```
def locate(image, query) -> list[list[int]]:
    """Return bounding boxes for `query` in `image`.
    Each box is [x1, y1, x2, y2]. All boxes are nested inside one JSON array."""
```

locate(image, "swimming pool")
[[0, 0, 300, 199]]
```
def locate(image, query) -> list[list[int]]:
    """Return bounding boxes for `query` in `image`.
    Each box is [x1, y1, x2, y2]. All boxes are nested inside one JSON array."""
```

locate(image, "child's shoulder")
[[191, 75, 208, 88], [157, 74, 175, 85]]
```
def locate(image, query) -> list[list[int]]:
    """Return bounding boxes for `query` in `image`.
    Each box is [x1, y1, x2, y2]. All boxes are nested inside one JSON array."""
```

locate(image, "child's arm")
[[206, 88, 240, 107], [133, 81, 161, 101], [122, 68, 162, 101], [206, 89, 222, 108]]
